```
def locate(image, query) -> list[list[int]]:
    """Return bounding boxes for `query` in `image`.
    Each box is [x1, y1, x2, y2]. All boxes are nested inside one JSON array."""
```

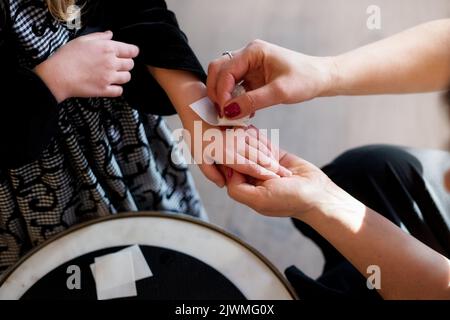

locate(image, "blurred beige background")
[[165, 0, 450, 278]]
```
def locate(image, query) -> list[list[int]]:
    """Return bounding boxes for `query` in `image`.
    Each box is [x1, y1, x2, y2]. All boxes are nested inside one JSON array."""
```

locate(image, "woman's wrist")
[[34, 59, 68, 103], [295, 183, 366, 233], [318, 56, 341, 97]]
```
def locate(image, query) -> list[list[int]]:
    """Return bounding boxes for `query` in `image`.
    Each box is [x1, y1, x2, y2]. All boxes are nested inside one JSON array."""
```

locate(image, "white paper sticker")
[[90, 245, 153, 300], [121, 245, 153, 281], [93, 279, 137, 301], [190, 97, 222, 126], [92, 250, 137, 300], [189, 85, 250, 127], [91, 245, 153, 283]]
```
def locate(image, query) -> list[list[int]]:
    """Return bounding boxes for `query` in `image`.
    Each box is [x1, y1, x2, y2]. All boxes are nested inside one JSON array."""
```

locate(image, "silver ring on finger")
[[222, 51, 233, 60]]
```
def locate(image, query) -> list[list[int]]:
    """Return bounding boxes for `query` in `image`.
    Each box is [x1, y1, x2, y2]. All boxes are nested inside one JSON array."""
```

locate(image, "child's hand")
[[184, 120, 292, 187], [34, 31, 139, 103]]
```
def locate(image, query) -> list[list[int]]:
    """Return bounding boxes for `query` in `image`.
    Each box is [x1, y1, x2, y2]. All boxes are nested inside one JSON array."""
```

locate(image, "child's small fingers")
[[227, 154, 279, 181], [113, 71, 132, 85], [245, 134, 274, 159], [239, 145, 291, 177], [245, 126, 277, 157], [103, 85, 123, 97]]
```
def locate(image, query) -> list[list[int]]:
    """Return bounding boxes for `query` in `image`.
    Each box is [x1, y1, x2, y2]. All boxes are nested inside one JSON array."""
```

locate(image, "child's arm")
[[147, 66, 292, 187], [103, 0, 290, 184], [35, 31, 139, 102]]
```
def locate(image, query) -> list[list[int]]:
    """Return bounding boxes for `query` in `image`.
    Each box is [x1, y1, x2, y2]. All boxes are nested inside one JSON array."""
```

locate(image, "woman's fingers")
[[82, 31, 113, 41], [225, 153, 279, 181], [200, 163, 226, 188], [208, 41, 295, 120], [207, 55, 231, 105], [222, 81, 285, 119], [215, 71, 236, 111], [226, 170, 267, 207], [208, 48, 249, 106], [246, 125, 280, 159], [208, 43, 281, 119]]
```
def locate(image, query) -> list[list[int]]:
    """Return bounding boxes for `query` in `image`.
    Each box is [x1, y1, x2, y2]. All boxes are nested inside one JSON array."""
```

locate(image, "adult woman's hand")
[[225, 130, 450, 300], [208, 20, 450, 120], [225, 140, 346, 218], [207, 40, 335, 119]]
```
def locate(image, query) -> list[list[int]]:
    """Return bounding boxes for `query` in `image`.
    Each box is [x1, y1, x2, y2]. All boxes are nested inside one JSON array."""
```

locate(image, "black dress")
[[0, 0, 207, 274]]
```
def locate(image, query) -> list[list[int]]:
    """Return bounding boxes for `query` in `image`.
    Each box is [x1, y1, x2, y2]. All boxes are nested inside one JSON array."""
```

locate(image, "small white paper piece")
[[92, 250, 137, 300], [121, 245, 153, 281], [189, 84, 250, 127], [190, 97, 223, 126], [217, 114, 250, 126], [90, 245, 153, 300], [95, 282, 137, 301]]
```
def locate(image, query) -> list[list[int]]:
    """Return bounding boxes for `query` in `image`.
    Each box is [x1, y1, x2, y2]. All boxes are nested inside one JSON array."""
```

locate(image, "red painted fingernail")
[[226, 168, 233, 179], [214, 103, 222, 118], [224, 103, 241, 118]]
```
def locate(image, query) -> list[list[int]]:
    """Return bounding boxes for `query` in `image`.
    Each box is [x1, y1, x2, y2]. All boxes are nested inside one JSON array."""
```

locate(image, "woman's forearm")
[[329, 19, 450, 96], [299, 188, 450, 300]]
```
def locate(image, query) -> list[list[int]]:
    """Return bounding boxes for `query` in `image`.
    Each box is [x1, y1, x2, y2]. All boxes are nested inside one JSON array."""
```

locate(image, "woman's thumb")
[[223, 83, 283, 119]]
